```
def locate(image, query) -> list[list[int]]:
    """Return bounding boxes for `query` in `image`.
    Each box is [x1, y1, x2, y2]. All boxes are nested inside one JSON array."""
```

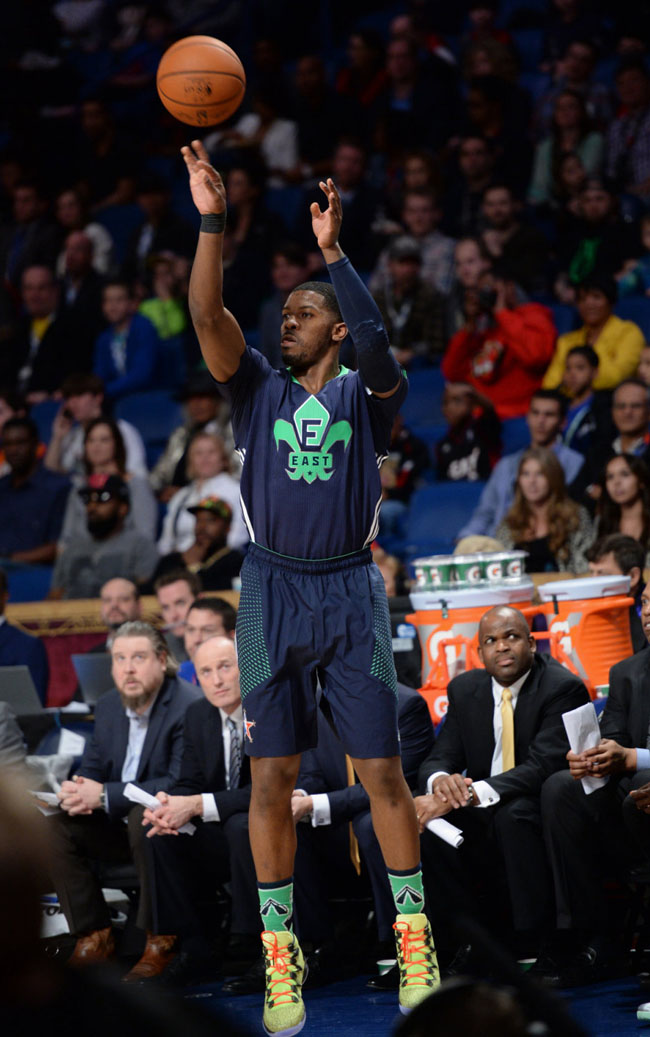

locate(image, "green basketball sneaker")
[[393, 913, 440, 1014], [261, 930, 306, 1037]]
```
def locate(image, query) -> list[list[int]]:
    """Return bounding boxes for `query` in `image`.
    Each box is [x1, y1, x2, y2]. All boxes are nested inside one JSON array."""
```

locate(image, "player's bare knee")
[[354, 756, 405, 804], [251, 756, 300, 811]]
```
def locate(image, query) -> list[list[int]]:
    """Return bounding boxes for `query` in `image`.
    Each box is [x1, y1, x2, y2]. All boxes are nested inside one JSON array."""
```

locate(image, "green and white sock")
[[258, 878, 294, 933], [387, 865, 426, 915]]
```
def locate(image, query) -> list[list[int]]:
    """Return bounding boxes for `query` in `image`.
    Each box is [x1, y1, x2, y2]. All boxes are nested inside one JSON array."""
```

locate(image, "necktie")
[[501, 688, 515, 772], [228, 717, 242, 790], [345, 754, 362, 876]]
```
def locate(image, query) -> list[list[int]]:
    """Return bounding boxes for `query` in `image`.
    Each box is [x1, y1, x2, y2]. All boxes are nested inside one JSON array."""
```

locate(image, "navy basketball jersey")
[[218, 347, 407, 559]]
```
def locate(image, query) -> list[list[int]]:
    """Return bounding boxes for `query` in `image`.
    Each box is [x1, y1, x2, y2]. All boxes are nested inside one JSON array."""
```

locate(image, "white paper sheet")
[[562, 702, 608, 794], [425, 817, 464, 848], [29, 789, 60, 815], [124, 782, 196, 834]]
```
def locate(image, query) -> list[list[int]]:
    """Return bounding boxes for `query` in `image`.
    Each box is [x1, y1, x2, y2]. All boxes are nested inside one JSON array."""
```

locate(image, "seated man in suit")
[[177, 596, 237, 684], [0, 565, 49, 704], [154, 568, 201, 663], [139, 635, 256, 986], [224, 684, 434, 994], [540, 588, 650, 986], [415, 605, 589, 966], [49, 621, 201, 972]]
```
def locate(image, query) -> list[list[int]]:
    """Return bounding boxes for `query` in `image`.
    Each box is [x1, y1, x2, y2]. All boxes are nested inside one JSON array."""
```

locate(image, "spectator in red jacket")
[[441, 264, 556, 419]]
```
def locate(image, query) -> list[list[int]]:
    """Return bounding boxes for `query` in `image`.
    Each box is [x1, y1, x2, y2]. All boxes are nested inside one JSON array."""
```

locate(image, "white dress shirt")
[[201, 704, 243, 822], [427, 669, 531, 808]]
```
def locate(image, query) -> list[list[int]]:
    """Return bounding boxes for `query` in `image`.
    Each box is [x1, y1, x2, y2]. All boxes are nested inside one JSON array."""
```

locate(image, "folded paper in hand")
[[124, 782, 196, 835], [562, 702, 608, 795], [425, 817, 464, 848]]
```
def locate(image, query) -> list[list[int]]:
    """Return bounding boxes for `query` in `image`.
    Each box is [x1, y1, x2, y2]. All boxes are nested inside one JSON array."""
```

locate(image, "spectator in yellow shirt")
[[543, 273, 644, 392]]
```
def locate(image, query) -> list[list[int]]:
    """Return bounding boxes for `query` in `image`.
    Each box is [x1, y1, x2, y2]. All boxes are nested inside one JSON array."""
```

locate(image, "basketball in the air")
[[156, 35, 246, 127]]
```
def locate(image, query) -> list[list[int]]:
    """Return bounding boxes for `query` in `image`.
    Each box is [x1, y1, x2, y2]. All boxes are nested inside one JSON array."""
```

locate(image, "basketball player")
[[181, 139, 438, 1036]]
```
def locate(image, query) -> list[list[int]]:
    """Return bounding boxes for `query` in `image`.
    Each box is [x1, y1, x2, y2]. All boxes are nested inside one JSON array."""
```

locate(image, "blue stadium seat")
[[30, 399, 60, 445], [402, 481, 487, 560], [95, 204, 144, 266], [4, 563, 53, 602], [114, 390, 184, 469], [614, 297, 650, 340], [501, 415, 529, 455], [264, 187, 304, 235], [550, 302, 580, 337], [400, 367, 446, 429]]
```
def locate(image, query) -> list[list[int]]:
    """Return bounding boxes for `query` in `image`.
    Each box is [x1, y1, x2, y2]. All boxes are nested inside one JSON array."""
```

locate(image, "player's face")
[[184, 608, 226, 660], [111, 636, 166, 710], [281, 291, 342, 370], [195, 637, 241, 713], [478, 609, 535, 684]]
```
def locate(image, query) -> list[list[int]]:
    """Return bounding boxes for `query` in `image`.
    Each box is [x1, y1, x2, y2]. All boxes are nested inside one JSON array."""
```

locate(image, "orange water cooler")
[[407, 575, 634, 724]]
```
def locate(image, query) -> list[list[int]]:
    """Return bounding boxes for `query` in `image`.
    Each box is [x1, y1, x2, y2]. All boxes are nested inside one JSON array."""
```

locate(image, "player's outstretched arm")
[[312, 179, 402, 399], [182, 140, 245, 382]]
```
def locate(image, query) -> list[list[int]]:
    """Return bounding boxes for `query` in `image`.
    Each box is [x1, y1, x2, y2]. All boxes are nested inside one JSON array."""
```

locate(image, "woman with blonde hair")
[[157, 430, 248, 553], [495, 446, 593, 572]]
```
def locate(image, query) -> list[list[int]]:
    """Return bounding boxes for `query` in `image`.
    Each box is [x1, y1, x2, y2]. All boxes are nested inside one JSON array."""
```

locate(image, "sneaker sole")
[[263, 1011, 306, 1037]]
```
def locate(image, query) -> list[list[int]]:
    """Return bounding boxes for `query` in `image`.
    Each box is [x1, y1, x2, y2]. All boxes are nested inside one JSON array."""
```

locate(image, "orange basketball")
[[156, 35, 246, 128]]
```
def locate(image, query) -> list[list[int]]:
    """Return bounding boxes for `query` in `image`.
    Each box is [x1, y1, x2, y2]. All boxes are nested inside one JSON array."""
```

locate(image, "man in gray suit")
[[48, 621, 201, 972]]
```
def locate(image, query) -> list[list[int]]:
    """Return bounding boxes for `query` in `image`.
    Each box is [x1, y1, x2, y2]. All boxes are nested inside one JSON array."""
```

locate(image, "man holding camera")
[[441, 263, 556, 421]]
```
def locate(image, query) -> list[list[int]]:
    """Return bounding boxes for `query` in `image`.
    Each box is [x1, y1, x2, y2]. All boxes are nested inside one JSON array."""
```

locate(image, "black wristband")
[[200, 212, 227, 233]]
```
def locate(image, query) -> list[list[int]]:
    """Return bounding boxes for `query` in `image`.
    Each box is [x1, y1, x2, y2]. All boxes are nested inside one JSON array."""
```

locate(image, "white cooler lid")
[[409, 581, 535, 611], [537, 574, 630, 601]]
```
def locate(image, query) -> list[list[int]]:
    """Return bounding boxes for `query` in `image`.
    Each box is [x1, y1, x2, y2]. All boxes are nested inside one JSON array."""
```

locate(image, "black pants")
[[541, 768, 650, 931], [148, 811, 259, 950], [48, 806, 151, 935], [421, 795, 552, 956]]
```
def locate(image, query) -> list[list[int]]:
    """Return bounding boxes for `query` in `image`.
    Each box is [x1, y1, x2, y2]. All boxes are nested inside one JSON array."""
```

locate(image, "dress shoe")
[[534, 946, 629, 989], [157, 950, 220, 988], [68, 926, 115, 966], [366, 962, 399, 991], [441, 944, 475, 980], [122, 933, 177, 983], [222, 954, 265, 995]]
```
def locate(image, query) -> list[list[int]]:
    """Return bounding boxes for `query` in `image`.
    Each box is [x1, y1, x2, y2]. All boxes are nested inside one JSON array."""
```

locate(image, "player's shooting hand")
[[181, 139, 226, 215], [310, 178, 343, 255], [432, 774, 474, 810]]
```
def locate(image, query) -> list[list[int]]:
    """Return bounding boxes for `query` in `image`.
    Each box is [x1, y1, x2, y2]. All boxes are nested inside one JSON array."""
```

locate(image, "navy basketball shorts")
[[236, 543, 400, 759]]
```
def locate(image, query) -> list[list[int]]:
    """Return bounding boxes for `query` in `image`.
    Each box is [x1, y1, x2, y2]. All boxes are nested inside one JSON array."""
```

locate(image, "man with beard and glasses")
[[49, 474, 159, 599], [48, 621, 201, 971]]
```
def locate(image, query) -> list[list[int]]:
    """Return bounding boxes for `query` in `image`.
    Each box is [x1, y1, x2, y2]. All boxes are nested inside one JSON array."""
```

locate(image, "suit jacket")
[[2, 310, 91, 393], [297, 684, 434, 824], [600, 645, 650, 747], [418, 654, 589, 802], [78, 675, 201, 818], [0, 620, 49, 705], [173, 696, 251, 822]]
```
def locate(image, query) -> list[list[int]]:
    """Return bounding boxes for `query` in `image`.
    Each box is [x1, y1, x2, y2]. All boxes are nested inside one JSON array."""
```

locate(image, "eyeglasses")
[[79, 489, 116, 504]]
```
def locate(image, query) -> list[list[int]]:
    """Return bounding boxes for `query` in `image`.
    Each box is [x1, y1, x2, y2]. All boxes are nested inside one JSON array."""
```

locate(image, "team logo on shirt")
[[273, 396, 352, 483]]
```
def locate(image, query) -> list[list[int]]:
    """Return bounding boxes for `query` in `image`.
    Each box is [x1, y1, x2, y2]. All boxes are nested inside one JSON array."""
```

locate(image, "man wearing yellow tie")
[[414, 605, 589, 967]]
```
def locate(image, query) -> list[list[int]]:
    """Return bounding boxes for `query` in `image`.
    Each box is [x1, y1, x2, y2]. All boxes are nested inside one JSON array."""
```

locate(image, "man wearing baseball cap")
[[49, 473, 159, 599], [149, 496, 243, 593]]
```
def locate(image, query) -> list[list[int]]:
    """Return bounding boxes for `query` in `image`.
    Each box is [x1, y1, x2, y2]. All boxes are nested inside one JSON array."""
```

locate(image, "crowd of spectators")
[[4, 0, 650, 1028]]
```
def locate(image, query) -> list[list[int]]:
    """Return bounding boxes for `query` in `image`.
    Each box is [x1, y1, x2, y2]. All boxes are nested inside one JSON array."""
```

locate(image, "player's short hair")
[[154, 568, 202, 597], [187, 595, 237, 633], [566, 345, 599, 368], [586, 533, 646, 575], [291, 282, 342, 321]]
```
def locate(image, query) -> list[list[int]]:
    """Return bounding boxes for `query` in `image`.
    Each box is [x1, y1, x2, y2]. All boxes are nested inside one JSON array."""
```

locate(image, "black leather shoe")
[[441, 944, 474, 980], [158, 951, 220, 988], [536, 947, 629, 989], [366, 962, 399, 991], [222, 955, 265, 995]]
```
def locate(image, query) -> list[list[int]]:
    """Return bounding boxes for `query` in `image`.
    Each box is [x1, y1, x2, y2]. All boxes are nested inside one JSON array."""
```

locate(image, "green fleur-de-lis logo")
[[273, 396, 352, 483]]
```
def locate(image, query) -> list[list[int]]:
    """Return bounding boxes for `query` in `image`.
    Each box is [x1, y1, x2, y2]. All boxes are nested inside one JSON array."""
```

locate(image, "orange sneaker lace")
[[393, 920, 435, 987], [261, 931, 300, 1007]]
